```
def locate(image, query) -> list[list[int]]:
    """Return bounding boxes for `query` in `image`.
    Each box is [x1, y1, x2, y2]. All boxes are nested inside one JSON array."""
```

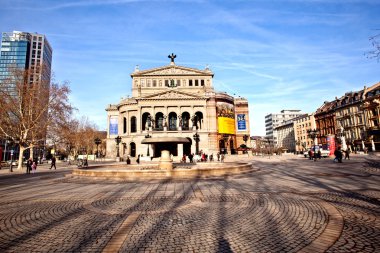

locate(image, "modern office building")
[[0, 31, 52, 85], [265, 110, 303, 146], [0, 31, 52, 161], [105, 55, 250, 159]]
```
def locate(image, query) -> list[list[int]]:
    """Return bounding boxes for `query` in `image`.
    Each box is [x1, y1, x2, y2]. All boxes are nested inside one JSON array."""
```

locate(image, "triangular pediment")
[[131, 64, 213, 77], [138, 90, 205, 100]]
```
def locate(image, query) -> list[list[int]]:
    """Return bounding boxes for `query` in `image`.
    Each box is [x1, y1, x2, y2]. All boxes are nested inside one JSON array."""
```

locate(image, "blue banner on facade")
[[109, 117, 118, 135], [237, 114, 246, 131]]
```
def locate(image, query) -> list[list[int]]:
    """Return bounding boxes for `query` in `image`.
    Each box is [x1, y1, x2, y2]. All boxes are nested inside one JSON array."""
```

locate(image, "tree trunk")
[[17, 146, 25, 171]]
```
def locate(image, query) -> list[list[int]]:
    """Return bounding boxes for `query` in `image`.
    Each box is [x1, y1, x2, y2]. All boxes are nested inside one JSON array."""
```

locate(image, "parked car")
[[303, 148, 330, 158]]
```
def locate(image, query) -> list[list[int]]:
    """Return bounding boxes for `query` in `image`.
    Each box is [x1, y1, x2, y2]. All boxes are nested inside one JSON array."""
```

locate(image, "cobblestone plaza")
[[0, 155, 379, 252]]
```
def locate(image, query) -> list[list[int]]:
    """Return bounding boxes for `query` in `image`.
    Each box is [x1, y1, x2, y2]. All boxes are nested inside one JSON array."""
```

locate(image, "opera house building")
[[105, 55, 250, 159]]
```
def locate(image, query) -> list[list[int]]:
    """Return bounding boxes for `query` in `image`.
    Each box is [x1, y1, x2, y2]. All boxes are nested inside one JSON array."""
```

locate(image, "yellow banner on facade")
[[218, 117, 235, 134]]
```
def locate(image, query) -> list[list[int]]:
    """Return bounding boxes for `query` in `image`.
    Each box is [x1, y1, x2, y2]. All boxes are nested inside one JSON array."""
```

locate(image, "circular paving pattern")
[[0, 193, 332, 253], [313, 191, 380, 253], [115, 193, 328, 252]]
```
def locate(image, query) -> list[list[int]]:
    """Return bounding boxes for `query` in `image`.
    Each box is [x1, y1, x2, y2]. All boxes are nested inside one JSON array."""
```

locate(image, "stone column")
[[178, 144, 184, 157]]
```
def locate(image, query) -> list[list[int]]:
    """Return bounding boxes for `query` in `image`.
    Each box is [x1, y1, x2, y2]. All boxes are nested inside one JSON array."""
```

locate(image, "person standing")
[[50, 156, 56, 170], [136, 154, 140, 164], [188, 153, 194, 163], [221, 153, 225, 162]]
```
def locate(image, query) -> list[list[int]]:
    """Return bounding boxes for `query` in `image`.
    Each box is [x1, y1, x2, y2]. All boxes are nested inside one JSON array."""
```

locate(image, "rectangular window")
[[177, 79, 181, 86], [153, 80, 157, 87], [141, 79, 145, 86], [189, 80, 193, 86], [165, 80, 169, 86], [195, 80, 199, 86], [201, 80, 205, 86], [147, 80, 151, 87]]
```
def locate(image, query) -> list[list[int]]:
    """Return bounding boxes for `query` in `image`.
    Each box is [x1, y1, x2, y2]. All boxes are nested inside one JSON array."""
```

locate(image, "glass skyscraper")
[[0, 31, 52, 88], [0, 31, 52, 161]]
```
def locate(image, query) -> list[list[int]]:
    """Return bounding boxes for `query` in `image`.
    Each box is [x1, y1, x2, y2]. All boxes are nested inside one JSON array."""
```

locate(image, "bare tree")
[[366, 31, 380, 61], [0, 67, 73, 170], [48, 116, 99, 159]]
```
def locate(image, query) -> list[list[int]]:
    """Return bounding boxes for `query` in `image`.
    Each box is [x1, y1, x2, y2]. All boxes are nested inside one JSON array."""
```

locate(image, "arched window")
[[155, 112, 164, 130], [181, 112, 190, 130], [142, 112, 151, 131], [168, 112, 177, 130], [131, 116, 137, 133], [123, 117, 127, 134], [195, 111, 203, 129]]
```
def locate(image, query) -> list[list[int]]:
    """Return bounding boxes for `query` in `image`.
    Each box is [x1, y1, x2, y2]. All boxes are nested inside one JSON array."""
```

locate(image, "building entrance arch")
[[130, 142, 136, 157]]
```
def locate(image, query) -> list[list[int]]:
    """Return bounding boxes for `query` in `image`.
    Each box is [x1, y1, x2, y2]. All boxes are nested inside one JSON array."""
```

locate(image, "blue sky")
[[1, 0, 379, 136]]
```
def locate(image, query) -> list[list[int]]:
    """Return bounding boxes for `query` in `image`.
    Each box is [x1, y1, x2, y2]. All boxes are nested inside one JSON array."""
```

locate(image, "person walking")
[[26, 158, 32, 174], [31, 161, 37, 173], [221, 153, 225, 162], [217, 152, 220, 161], [344, 148, 351, 160], [50, 156, 56, 170]]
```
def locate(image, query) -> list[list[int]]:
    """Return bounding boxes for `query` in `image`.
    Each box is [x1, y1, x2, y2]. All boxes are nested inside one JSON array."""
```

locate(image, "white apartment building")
[[265, 110, 303, 146]]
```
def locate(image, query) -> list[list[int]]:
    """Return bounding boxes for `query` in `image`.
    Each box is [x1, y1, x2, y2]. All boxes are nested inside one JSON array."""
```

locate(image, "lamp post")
[[307, 129, 320, 152], [145, 133, 151, 156], [94, 137, 101, 158], [115, 136, 122, 161], [193, 132, 200, 155], [243, 134, 249, 154], [337, 127, 347, 151], [295, 139, 300, 154], [266, 137, 272, 158]]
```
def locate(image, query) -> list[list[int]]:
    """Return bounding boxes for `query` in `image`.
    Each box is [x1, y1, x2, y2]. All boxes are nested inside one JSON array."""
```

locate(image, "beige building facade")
[[294, 113, 316, 152], [105, 56, 250, 159]]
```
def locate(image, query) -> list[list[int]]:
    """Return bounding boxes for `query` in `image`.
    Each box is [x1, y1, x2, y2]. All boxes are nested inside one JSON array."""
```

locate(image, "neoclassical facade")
[[105, 55, 250, 159]]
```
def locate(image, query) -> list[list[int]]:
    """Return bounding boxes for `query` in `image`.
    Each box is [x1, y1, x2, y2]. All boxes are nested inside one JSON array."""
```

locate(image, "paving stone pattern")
[[0, 155, 379, 252]]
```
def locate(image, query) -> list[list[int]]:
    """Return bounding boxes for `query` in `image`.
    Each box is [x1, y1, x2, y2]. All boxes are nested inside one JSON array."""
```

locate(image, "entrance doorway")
[[154, 143, 178, 157], [130, 142, 136, 157], [183, 138, 192, 155]]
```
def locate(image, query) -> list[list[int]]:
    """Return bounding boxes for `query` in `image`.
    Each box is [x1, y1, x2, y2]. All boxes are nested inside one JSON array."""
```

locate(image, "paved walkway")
[[0, 154, 379, 252]]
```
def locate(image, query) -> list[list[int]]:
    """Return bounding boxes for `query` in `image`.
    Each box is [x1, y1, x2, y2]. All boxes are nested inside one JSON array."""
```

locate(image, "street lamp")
[[115, 136, 122, 160], [193, 132, 200, 155], [94, 137, 101, 158], [307, 129, 320, 152], [145, 133, 151, 156]]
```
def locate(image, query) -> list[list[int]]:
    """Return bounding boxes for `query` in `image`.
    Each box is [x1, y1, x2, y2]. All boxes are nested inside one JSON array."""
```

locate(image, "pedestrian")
[[26, 158, 32, 174], [182, 154, 186, 163], [344, 148, 351, 160], [50, 156, 56, 170], [136, 154, 140, 164], [188, 153, 194, 163], [334, 147, 343, 163], [221, 153, 225, 162], [318, 150, 321, 160], [126, 156, 131, 164], [31, 161, 37, 173], [209, 154, 213, 162], [217, 152, 220, 161]]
